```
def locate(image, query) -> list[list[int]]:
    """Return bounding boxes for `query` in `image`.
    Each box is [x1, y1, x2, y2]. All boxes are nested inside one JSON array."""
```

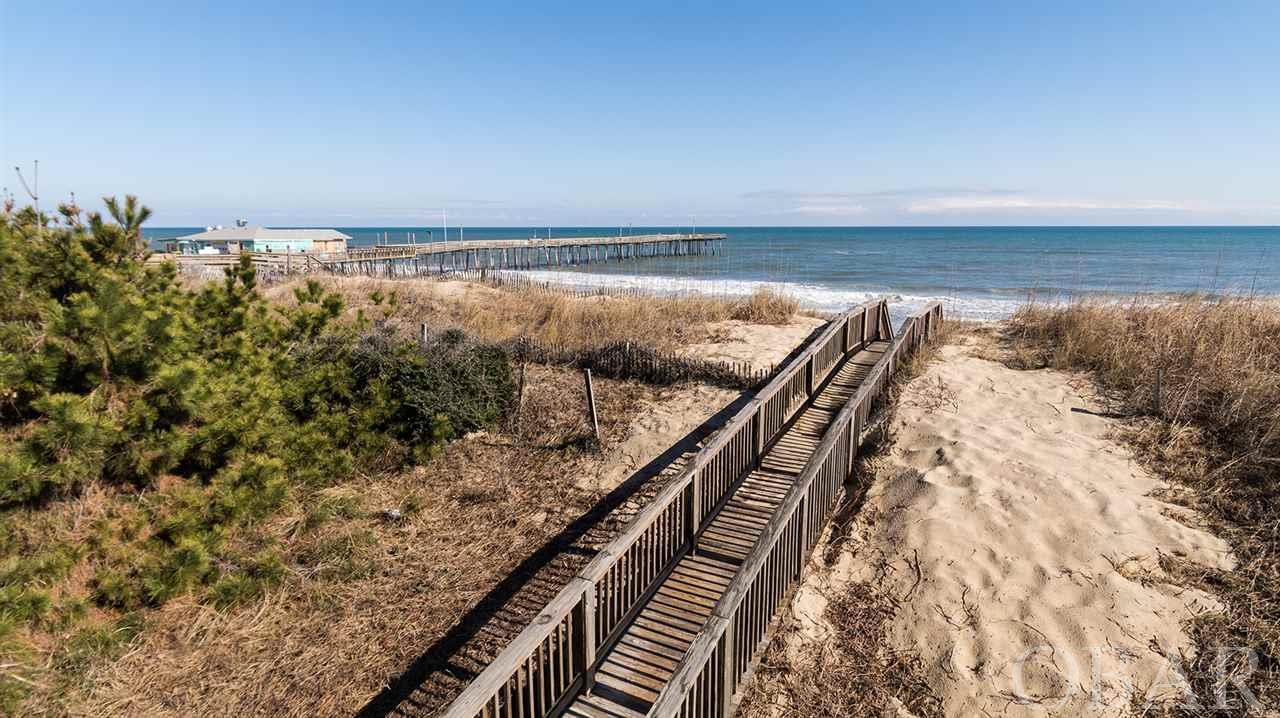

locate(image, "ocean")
[[144, 226, 1279, 319]]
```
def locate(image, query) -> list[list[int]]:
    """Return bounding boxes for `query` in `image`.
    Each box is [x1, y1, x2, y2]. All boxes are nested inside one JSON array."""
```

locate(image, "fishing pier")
[[317, 233, 726, 277], [159, 233, 725, 279]]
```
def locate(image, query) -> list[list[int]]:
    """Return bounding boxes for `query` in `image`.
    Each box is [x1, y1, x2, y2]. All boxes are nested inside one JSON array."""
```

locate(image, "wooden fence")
[[436, 270, 666, 300], [505, 338, 772, 390], [646, 301, 944, 718], [441, 299, 897, 718]]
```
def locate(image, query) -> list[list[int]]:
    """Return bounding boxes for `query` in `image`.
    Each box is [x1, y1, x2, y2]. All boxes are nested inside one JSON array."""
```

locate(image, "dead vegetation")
[[264, 278, 801, 352], [26, 365, 682, 717], [738, 577, 943, 718], [1006, 297, 1280, 713]]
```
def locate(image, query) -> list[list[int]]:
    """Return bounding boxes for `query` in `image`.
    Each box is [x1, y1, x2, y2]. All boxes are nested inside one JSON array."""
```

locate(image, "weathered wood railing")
[[442, 299, 895, 718], [372, 233, 726, 254], [646, 301, 944, 718]]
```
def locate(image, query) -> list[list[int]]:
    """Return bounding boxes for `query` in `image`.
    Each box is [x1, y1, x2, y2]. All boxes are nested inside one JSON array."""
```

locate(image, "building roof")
[[174, 227, 351, 242]]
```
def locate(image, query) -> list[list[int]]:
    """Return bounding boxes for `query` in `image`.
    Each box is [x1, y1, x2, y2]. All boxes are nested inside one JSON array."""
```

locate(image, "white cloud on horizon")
[[783, 203, 867, 216], [906, 196, 1205, 213]]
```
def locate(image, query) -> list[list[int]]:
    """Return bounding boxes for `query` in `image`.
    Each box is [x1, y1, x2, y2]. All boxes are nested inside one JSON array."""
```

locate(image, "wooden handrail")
[[647, 301, 943, 718], [368, 233, 725, 255], [440, 298, 893, 718]]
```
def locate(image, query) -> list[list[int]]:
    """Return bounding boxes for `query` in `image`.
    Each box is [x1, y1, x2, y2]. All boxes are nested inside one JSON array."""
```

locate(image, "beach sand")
[[780, 329, 1234, 716], [683, 317, 828, 371], [584, 382, 739, 492], [587, 315, 826, 492]]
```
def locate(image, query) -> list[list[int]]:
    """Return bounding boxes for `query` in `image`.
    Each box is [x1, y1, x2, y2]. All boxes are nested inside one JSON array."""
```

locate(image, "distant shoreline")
[[151, 224, 1280, 321]]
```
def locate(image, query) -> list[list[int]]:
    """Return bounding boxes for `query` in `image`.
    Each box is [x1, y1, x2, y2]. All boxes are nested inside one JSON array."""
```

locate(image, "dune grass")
[[1006, 297, 1279, 712], [266, 278, 802, 352]]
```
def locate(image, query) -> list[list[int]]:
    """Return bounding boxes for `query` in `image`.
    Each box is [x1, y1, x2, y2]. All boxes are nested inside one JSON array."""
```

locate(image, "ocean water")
[[144, 226, 1279, 319]]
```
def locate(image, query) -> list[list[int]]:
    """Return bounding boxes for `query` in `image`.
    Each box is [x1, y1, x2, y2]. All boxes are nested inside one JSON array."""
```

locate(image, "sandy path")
[[787, 332, 1234, 716], [584, 382, 740, 492], [586, 316, 825, 492], [684, 317, 827, 371]]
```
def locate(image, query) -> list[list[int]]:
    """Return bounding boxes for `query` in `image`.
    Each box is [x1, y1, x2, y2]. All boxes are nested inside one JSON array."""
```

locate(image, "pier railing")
[[442, 299, 894, 718], [160, 233, 726, 281], [370, 232, 726, 253], [646, 301, 944, 718]]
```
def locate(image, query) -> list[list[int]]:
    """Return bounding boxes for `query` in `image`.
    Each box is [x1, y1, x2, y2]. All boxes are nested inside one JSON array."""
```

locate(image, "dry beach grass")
[[1006, 297, 1280, 713], [265, 277, 802, 353]]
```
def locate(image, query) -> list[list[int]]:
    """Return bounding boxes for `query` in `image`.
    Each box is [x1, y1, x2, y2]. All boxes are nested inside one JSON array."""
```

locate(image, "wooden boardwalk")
[[441, 300, 943, 718], [572, 342, 887, 716]]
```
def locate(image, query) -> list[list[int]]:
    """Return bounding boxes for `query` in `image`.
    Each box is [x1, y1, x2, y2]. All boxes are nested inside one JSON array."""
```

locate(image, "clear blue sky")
[[2, 1, 1277, 226]]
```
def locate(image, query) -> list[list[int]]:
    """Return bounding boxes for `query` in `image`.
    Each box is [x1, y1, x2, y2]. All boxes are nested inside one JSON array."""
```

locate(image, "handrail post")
[[720, 620, 736, 718], [846, 413, 856, 476], [753, 406, 764, 465], [583, 583, 597, 692], [804, 356, 814, 396], [797, 495, 809, 572], [686, 471, 702, 545]]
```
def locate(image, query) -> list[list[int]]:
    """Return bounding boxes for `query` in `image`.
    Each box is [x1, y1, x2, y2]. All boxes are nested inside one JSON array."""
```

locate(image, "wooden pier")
[[441, 300, 944, 718], [156, 233, 725, 280], [321, 233, 725, 277]]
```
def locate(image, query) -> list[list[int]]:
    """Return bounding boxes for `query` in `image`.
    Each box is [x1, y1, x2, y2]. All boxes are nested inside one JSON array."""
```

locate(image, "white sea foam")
[[509, 269, 1034, 321]]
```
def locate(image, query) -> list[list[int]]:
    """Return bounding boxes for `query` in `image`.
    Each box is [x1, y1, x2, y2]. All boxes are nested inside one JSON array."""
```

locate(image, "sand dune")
[[585, 382, 740, 492], [586, 317, 823, 492], [788, 332, 1234, 716], [684, 317, 827, 371]]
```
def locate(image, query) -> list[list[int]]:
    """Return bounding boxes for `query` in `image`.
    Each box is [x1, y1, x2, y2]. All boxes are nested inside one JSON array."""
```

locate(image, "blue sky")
[[2, 1, 1278, 226]]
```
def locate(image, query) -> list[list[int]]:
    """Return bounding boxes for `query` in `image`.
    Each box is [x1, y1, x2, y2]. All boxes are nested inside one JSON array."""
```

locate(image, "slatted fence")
[[504, 338, 772, 390]]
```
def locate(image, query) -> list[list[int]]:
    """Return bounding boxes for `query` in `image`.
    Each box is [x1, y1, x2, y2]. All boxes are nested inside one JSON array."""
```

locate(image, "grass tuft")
[[729, 287, 801, 325]]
